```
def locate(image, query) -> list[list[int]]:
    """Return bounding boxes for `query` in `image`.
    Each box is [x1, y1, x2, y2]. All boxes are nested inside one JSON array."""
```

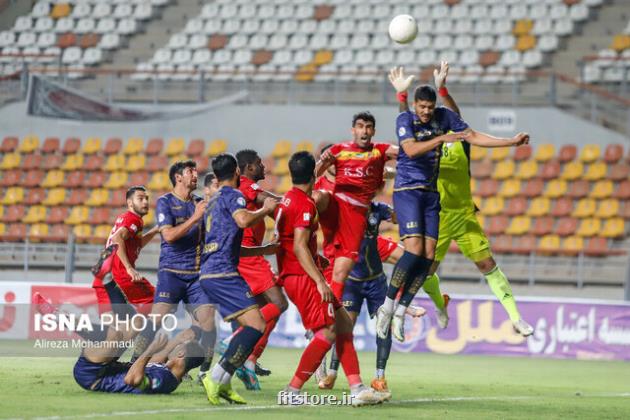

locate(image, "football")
[[388, 14, 418, 44]]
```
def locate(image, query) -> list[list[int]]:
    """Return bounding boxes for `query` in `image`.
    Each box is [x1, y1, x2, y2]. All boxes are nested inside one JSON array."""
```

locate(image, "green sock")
[[422, 273, 445, 310], [484, 266, 520, 323]]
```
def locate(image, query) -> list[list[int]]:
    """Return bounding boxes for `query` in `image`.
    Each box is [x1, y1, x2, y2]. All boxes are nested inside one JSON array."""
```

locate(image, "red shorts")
[[282, 274, 341, 331], [93, 275, 154, 315], [238, 255, 278, 296], [377, 236, 399, 262], [333, 197, 368, 261]]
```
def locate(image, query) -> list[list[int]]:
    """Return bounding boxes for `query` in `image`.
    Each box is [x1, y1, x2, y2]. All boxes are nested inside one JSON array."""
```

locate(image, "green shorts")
[[435, 209, 492, 262]]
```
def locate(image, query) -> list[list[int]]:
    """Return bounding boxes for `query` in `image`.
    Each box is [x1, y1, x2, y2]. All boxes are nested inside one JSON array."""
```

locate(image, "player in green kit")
[[388, 63, 533, 336]]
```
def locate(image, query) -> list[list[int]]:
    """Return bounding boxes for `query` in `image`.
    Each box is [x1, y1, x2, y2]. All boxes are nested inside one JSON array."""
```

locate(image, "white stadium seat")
[[538, 35, 559, 52], [62, 47, 82, 65], [297, 20, 317, 34], [99, 33, 120, 50], [117, 19, 138, 35], [554, 18, 574, 36], [93, 4, 112, 19], [37, 32, 56, 48], [17, 32, 37, 48], [533, 19, 553, 35], [152, 48, 172, 64], [134, 4, 154, 20], [294, 50, 313, 65], [71, 3, 91, 18], [54, 18, 74, 34], [0, 31, 15, 48], [184, 19, 203, 35], [34, 17, 53, 33], [172, 49, 192, 65], [15, 16, 33, 32], [232, 49, 252, 65], [82, 47, 102, 65], [288, 34, 308, 50], [192, 49, 211, 65], [32, 2, 50, 18]]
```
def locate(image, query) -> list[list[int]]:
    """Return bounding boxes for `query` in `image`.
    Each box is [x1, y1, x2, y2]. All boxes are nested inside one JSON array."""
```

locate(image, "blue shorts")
[[393, 188, 440, 241], [200, 274, 257, 321], [73, 356, 179, 394], [154, 270, 211, 310], [342, 274, 387, 318]]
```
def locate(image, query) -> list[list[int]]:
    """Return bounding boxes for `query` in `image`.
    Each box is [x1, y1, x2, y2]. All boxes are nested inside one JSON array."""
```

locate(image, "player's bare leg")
[[331, 256, 355, 300]]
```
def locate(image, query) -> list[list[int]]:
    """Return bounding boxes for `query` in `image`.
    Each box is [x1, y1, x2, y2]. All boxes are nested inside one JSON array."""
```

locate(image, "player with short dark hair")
[[203, 172, 219, 200], [168, 159, 197, 187], [275, 151, 385, 407], [200, 153, 279, 405]]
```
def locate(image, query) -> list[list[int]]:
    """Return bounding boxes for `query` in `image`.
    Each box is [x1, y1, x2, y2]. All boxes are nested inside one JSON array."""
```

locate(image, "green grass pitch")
[[1, 348, 629, 419]]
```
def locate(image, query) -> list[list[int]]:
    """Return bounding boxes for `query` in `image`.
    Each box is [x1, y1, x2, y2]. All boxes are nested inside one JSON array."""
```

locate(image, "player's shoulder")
[[396, 110, 414, 123], [435, 106, 462, 121], [156, 192, 172, 204], [330, 141, 352, 153]]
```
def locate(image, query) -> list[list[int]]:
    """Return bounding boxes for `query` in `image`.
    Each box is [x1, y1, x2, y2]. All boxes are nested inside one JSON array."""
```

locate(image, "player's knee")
[[320, 325, 336, 342], [476, 256, 496, 274], [275, 296, 289, 313]]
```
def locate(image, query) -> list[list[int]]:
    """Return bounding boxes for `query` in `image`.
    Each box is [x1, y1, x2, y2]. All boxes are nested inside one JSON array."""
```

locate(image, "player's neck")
[[219, 180, 237, 189], [172, 185, 192, 201], [293, 183, 312, 195]]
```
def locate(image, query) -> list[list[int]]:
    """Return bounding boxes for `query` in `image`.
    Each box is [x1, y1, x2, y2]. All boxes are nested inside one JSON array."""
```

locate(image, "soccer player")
[[231, 149, 286, 388], [130, 160, 218, 381], [389, 63, 534, 336], [275, 151, 384, 406], [203, 172, 219, 200], [315, 112, 398, 301], [91, 186, 159, 315], [199, 153, 278, 405]]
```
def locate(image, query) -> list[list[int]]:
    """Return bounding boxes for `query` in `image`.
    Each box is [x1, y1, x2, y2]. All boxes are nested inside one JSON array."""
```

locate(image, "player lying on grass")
[[388, 63, 533, 337], [275, 151, 386, 406]]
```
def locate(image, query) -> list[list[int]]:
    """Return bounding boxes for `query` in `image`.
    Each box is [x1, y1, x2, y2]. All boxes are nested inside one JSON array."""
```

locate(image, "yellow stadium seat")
[[272, 140, 292, 158], [498, 179, 521, 198], [272, 158, 289, 176], [576, 218, 601, 237], [539, 234, 561, 253], [169, 154, 187, 166], [313, 50, 333, 66], [276, 176, 292, 194], [506, 216, 531, 235], [19, 135, 39, 153], [295, 64, 317, 82], [94, 224, 111, 239], [61, 153, 84, 171], [472, 195, 481, 210], [492, 160, 515, 180], [515, 160, 538, 179], [610, 34, 630, 52], [23, 206, 46, 224], [513, 19, 533, 36], [476, 213, 485, 229], [66, 207, 89, 225], [470, 178, 477, 195], [207, 139, 227, 157], [543, 179, 567, 198], [143, 208, 155, 227], [42, 188, 66, 206], [104, 154, 125, 172], [82, 137, 102, 155], [50, 3, 71, 18], [562, 236, 584, 253], [526, 197, 550, 217], [29, 223, 49, 240], [602, 218, 625, 238], [589, 180, 613, 199], [1, 187, 24, 205], [0, 222, 5, 236], [86, 189, 109, 207], [579, 144, 601, 163], [124, 138, 144, 155], [560, 161, 583, 180], [583, 161, 607, 181], [480, 197, 504, 216], [127, 155, 146, 172], [41, 170, 64, 188], [165, 138, 185, 156], [0, 153, 21, 170], [295, 141, 314, 152], [470, 146, 486, 161], [572, 198, 596, 218], [148, 172, 170, 191], [490, 147, 510, 161], [516, 34, 536, 51], [73, 224, 92, 239], [534, 144, 555, 162], [596, 198, 619, 219], [105, 172, 129, 189]]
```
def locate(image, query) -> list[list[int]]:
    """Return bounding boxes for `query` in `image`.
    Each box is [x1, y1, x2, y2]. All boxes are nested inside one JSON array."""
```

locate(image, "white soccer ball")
[[388, 14, 418, 44]]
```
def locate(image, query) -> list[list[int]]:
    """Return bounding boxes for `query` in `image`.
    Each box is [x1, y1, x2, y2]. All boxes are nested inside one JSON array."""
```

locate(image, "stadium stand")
[[583, 15, 630, 83]]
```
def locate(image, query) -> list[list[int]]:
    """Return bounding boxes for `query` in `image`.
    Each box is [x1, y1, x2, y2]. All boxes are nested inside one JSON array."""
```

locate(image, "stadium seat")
[[567, 180, 590, 199], [607, 163, 629, 181], [506, 216, 531, 236], [123, 138, 144, 155], [62, 137, 81, 154], [486, 216, 509, 236], [169, 154, 187, 166], [492, 160, 515, 179], [104, 155, 125, 172], [129, 172, 149, 187], [41, 137, 60, 154], [145, 138, 164, 156], [601, 218, 625, 238], [82, 137, 102, 154], [19, 135, 39, 153], [526, 197, 550, 217], [23, 170, 45, 188], [86, 189, 109, 207], [560, 161, 583, 180], [0, 153, 21, 170], [471, 160, 493, 179], [539, 234, 561, 254], [42, 154, 63, 170], [558, 144, 577, 163], [612, 180, 630, 199], [0, 223, 27, 241], [521, 179, 544, 198], [276, 176, 292, 194], [470, 146, 486, 161], [42, 188, 66, 206], [0, 170, 21, 187], [584, 237, 611, 257], [109, 189, 127, 208], [576, 218, 601, 237], [23, 206, 46, 224], [272, 158, 289, 176], [46, 207, 69, 225], [515, 160, 537, 179], [148, 172, 170, 191], [543, 179, 567, 198], [64, 188, 87, 205], [603, 144, 623, 163], [61, 153, 84, 171], [207, 139, 227, 157], [477, 179, 499, 198], [579, 144, 601, 163], [41, 170, 64, 188], [539, 160, 561, 179], [23, 188, 45, 206], [534, 144, 555, 162], [104, 172, 129, 189], [504, 197, 527, 216], [511, 235, 536, 255], [193, 156, 209, 173], [295, 141, 314, 152], [589, 180, 613, 199], [66, 207, 89, 225], [93, 224, 111, 240], [103, 138, 122, 155], [0, 136, 18, 153], [562, 235, 584, 255], [555, 217, 578, 236], [127, 155, 146, 172], [0, 205, 24, 223], [596, 198, 620, 219], [21, 153, 42, 170], [29, 223, 49, 241], [72, 224, 93, 242], [513, 144, 532, 161], [165, 138, 185, 156], [0, 186, 24, 205], [572, 198, 596, 218], [272, 140, 292, 158], [532, 217, 554, 236], [91, 207, 111, 225], [186, 139, 205, 157], [147, 155, 168, 172], [583, 161, 607, 182], [490, 147, 510, 161], [480, 197, 504, 216]]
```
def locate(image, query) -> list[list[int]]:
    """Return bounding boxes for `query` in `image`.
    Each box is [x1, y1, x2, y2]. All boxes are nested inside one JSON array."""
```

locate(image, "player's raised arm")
[[315, 147, 335, 178], [233, 197, 278, 229], [433, 61, 461, 117], [293, 227, 333, 302], [400, 131, 465, 159], [389, 66, 414, 113], [465, 129, 530, 148], [124, 333, 168, 387]]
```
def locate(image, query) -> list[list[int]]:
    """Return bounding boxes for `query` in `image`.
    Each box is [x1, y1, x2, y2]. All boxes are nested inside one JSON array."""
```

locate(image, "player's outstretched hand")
[[433, 60, 449, 90], [388, 66, 415, 93], [316, 281, 334, 303], [511, 132, 530, 146], [192, 200, 207, 221], [262, 197, 278, 214], [127, 266, 143, 283]]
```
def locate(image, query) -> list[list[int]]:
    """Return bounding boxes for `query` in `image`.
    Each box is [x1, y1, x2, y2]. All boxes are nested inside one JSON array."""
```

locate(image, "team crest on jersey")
[[398, 127, 406, 136], [368, 214, 377, 226], [130, 224, 138, 232], [303, 212, 310, 221], [158, 213, 165, 223], [237, 197, 246, 206], [251, 183, 260, 191]]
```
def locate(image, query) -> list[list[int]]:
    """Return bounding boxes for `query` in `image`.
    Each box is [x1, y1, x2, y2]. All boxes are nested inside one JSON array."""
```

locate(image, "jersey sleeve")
[[121, 213, 141, 235], [292, 200, 316, 230], [396, 112, 415, 144], [240, 182, 260, 203], [328, 144, 342, 159], [156, 197, 174, 229], [443, 107, 469, 133], [376, 143, 392, 161], [227, 191, 247, 215]]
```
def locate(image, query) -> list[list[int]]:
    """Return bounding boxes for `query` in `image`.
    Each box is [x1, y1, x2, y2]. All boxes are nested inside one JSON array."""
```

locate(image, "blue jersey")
[[200, 186, 247, 278], [156, 192, 204, 274], [348, 202, 392, 281], [394, 107, 469, 191]]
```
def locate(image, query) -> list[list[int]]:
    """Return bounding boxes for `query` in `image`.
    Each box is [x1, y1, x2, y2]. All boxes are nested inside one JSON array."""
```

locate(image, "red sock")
[[260, 302, 282, 322], [336, 332, 361, 387], [331, 281, 345, 301], [289, 332, 333, 389], [395, 288, 403, 300], [251, 317, 277, 360]]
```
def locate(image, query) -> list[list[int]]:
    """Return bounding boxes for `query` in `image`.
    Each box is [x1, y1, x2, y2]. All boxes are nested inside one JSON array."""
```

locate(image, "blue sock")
[[399, 257, 433, 307], [376, 328, 392, 376], [219, 326, 263, 375], [386, 251, 424, 300]]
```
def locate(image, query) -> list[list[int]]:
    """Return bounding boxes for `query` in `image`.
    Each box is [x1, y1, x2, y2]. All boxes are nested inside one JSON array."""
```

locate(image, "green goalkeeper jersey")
[[437, 140, 476, 214]]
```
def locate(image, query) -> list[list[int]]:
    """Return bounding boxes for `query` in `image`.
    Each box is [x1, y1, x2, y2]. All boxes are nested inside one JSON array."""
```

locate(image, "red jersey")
[[314, 175, 335, 193], [329, 141, 390, 206], [93, 211, 144, 287], [239, 176, 266, 247], [314, 175, 337, 259], [275, 187, 319, 278]]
